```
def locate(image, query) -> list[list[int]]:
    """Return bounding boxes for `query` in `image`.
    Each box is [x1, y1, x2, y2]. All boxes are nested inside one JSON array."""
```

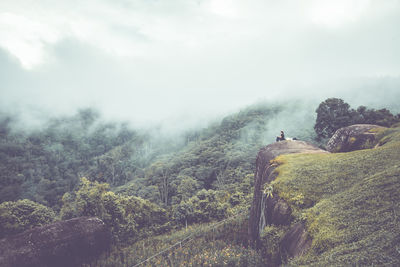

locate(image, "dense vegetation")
[[0, 199, 55, 238], [89, 213, 265, 266], [0, 103, 288, 241], [60, 177, 170, 243], [314, 98, 400, 140], [0, 98, 399, 266], [0, 102, 297, 211], [0, 109, 152, 208]]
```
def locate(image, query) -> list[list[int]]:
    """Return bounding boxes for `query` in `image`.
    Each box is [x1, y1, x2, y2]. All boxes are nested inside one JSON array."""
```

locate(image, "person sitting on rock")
[[276, 130, 285, 142]]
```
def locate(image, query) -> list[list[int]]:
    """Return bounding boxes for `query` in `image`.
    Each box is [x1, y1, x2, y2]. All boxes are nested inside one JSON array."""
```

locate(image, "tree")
[[356, 106, 399, 127], [176, 175, 199, 202], [186, 189, 229, 223], [147, 161, 172, 206], [60, 177, 135, 242], [314, 98, 356, 139], [172, 200, 194, 226], [60, 178, 168, 243], [314, 98, 400, 140]]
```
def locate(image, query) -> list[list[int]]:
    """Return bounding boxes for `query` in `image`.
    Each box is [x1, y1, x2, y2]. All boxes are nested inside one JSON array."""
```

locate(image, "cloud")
[[307, 0, 370, 28], [0, 0, 399, 131]]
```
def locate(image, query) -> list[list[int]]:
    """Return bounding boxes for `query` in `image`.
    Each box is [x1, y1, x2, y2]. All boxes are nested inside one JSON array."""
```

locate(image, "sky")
[[1, 0, 400, 130]]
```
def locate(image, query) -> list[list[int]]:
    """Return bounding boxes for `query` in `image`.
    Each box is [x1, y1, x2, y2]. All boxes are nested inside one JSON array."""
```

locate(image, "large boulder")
[[280, 223, 312, 258], [326, 124, 386, 153], [248, 140, 327, 260], [265, 196, 292, 226], [249, 140, 327, 247], [0, 217, 110, 267]]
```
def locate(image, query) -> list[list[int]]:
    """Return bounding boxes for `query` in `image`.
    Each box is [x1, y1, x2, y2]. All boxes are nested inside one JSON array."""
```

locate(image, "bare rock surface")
[[0, 216, 110, 267], [281, 223, 312, 258], [326, 124, 386, 153], [265, 195, 292, 226]]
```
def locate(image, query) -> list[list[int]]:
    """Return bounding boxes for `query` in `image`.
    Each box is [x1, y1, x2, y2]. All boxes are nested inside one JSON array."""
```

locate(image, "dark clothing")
[[276, 132, 285, 142]]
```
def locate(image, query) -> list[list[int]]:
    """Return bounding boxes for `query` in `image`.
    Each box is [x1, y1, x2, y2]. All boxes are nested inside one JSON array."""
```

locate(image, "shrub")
[[0, 199, 55, 238], [60, 177, 169, 243]]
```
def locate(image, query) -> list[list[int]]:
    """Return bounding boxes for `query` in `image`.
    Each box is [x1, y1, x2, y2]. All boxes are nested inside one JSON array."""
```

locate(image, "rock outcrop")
[[326, 124, 386, 153], [280, 223, 312, 258], [248, 140, 327, 263], [0, 216, 110, 267]]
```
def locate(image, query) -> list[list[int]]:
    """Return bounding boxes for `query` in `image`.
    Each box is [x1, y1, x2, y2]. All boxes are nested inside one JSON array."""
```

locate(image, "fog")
[[1, 0, 400, 132]]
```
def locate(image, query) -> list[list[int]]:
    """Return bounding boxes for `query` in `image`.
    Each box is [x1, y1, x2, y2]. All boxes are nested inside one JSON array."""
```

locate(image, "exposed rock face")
[[249, 140, 327, 248], [0, 217, 110, 267], [326, 124, 386, 153], [265, 195, 292, 226], [280, 223, 312, 258]]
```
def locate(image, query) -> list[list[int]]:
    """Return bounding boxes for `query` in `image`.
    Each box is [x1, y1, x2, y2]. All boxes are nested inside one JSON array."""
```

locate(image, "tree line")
[[314, 98, 400, 140]]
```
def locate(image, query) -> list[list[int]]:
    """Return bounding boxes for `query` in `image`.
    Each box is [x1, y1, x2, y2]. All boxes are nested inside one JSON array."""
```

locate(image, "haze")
[[1, 0, 400, 130]]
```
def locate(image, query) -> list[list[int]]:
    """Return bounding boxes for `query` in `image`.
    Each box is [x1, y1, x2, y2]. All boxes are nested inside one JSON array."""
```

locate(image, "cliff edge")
[[249, 125, 400, 266], [248, 140, 328, 258]]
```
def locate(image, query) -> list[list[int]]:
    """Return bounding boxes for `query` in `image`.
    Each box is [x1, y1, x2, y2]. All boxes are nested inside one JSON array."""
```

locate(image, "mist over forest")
[[1, 92, 399, 209], [1, 1, 400, 266]]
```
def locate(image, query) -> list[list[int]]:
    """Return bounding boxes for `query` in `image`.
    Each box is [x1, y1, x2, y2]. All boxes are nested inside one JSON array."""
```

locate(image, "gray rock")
[[0, 216, 110, 267], [281, 223, 312, 258], [265, 194, 292, 226], [326, 124, 386, 153], [248, 140, 327, 247]]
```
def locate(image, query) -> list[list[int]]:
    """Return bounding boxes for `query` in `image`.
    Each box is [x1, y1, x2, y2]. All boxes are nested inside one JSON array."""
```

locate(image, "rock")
[[265, 194, 292, 226], [249, 140, 327, 247], [0, 216, 110, 267], [281, 223, 312, 258], [326, 124, 386, 153]]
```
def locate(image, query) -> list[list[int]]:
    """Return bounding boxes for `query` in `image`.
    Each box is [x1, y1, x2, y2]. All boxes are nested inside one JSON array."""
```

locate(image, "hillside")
[[91, 125, 400, 266], [0, 101, 316, 211], [1, 99, 399, 266], [264, 126, 400, 265], [113, 101, 316, 207]]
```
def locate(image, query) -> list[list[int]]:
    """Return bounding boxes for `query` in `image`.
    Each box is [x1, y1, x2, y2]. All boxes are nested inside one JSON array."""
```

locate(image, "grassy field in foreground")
[[271, 127, 400, 266], [88, 211, 265, 267]]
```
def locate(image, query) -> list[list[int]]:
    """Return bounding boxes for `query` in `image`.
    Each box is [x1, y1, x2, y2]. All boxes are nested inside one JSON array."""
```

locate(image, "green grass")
[[270, 127, 400, 266], [88, 211, 265, 267]]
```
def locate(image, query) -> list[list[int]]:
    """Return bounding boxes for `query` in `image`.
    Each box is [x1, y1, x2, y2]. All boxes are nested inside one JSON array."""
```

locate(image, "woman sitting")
[[276, 130, 285, 142]]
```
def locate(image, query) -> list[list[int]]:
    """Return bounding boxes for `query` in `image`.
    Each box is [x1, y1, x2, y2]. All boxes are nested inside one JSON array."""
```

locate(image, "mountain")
[[0, 101, 316, 210], [1, 100, 399, 266]]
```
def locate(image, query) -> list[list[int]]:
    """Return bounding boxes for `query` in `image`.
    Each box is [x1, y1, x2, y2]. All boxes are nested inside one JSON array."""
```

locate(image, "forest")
[[0, 98, 399, 265]]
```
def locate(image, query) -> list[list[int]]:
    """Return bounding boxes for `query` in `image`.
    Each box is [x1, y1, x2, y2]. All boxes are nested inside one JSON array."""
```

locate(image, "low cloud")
[[0, 0, 399, 132]]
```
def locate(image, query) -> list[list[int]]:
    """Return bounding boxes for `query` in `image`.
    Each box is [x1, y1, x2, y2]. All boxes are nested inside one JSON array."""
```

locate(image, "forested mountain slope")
[[0, 109, 156, 209], [1, 98, 399, 266], [0, 101, 316, 211]]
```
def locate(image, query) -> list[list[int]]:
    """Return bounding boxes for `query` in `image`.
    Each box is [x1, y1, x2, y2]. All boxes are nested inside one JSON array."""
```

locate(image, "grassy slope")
[[271, 127, 400, 266], [90, 212, 266, 267]]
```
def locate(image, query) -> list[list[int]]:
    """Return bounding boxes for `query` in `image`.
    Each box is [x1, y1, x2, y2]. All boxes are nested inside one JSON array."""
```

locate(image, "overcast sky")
[[1, 0, 400, 129]]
